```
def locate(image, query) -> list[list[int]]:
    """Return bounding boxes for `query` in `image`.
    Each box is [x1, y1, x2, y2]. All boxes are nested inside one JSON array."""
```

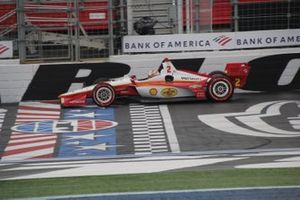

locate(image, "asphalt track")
[[28, 187, 300, 200], [0, 91, 300, 175], [0, 91, 300, 198]]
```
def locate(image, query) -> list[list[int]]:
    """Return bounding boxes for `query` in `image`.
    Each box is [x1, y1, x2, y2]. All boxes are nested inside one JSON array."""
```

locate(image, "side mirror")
[[165, 75, 174, 82]]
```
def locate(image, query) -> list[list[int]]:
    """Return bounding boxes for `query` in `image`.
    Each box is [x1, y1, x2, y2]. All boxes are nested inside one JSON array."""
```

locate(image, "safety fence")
[[0, 0, 299, 62]]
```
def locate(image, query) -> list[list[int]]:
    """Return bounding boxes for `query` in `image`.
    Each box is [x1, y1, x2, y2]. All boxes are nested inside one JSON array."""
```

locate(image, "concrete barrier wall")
[[110, 47, 300, 77], [0, 60, 39, 103], [0, 47, 299, 103]]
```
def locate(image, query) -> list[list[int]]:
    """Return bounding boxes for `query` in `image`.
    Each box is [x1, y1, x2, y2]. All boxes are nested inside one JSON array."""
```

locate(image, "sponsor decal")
[[161, 88, 178, 97], [245, 53, 300, 90], [0, 44, 9, 54], [149, 88, 158, 96], [0, 41, 13, 58], [123, 29, 300, 53], [181, 76, 200, 81], [11, 119, 117, 134], [22, 62, 130, 100], [198, 100, 300, 138], [213, 35, 233, 46]]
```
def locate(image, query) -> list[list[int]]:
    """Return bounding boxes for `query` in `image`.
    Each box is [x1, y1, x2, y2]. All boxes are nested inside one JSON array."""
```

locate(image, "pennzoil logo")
[[149, 88, 158, 96], [161, 88, 178, 97]]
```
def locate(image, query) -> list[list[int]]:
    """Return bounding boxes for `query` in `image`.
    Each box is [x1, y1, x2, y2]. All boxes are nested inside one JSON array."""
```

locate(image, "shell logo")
[[149, 88, 158, 96], [161, 88, 178, 97]]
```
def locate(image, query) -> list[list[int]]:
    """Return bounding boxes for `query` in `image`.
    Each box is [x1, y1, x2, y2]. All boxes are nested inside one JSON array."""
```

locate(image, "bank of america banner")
[[123, 29, 300, 53], [0, 41, 13, 58]]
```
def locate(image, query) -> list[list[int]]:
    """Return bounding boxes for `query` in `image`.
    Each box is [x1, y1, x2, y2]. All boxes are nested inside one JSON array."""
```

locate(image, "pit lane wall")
[[0, 47, 300, 103]]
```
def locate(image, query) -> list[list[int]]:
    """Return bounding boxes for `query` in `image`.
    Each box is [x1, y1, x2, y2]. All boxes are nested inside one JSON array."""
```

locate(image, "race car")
[[59, 58, 250, 107]]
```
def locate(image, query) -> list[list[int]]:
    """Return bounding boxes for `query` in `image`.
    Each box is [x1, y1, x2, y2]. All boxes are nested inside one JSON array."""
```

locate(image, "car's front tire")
[[207, 74, 233, 102], [92, 83, 115, 107]]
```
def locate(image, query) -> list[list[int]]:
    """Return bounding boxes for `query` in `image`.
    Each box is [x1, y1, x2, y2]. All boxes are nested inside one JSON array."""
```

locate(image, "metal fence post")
[[287, 0, 291, 29], [126, 0, 133, 35], [232, 0, 239, 32], [177, 0, 183, 34], [74, 0, 80, 61], [108, 0, 114, 56], [16, 0, 26, 62]]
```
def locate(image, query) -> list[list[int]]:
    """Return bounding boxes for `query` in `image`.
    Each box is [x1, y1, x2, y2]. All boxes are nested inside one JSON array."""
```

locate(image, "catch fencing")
[[0, 0, 299, 62]]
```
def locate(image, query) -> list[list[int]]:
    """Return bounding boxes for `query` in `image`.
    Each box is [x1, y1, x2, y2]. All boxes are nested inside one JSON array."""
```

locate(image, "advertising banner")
[[0, 41, 13, 58], [123, 29, 300, 53]]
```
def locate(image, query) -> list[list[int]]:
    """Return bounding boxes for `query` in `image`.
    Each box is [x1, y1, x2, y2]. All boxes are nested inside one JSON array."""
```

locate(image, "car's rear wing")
[[225, 63, 251, 89]]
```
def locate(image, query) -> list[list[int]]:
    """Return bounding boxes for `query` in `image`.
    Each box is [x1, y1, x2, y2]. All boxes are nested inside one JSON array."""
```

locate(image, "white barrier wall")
[[110, 47, 300, 78], [0, 47, 300, 103], [0, 60, 39, 103]]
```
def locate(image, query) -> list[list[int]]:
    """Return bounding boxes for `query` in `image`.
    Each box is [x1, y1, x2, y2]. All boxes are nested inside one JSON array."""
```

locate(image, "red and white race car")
[[59, 58, 250, 107]]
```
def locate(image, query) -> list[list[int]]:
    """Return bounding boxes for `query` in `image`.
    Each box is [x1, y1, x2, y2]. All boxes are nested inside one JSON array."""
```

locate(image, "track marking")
[[0, 109, 7, 132], [26, 186, 300, 200], [159, 105, 180, 153], [1, 102, 60, 161], [130, 104, 170, 155], [1, 156, 243, 180], [198, 100, 300, 137]]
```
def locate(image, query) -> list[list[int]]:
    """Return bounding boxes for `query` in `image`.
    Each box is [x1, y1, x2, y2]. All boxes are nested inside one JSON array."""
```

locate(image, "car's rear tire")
[[92, 83, 115, 107], [207, 74, 233, 102]]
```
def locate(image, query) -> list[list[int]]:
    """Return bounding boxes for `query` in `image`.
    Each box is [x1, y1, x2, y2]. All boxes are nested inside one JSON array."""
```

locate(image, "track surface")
[[31, 187, 300, 200], [0, 91, 300, 180]]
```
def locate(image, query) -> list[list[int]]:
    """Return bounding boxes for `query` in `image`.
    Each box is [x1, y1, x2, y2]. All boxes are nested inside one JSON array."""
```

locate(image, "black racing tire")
[[207, 74, 234, 102], [92, 83, 115, 107]]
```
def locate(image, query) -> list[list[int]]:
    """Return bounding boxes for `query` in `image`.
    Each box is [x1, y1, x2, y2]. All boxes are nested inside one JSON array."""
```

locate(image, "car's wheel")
[[207, 74, 233, 102], [92, 83, 115, 107]]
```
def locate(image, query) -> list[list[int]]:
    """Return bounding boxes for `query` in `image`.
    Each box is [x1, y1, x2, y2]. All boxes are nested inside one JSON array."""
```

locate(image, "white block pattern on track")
[[129, 104, 169, 155], [0, 109, 7, 132]]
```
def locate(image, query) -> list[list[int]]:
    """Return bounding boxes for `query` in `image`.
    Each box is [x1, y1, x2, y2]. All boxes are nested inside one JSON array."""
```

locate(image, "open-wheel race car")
[[59, 58, 250, 107]]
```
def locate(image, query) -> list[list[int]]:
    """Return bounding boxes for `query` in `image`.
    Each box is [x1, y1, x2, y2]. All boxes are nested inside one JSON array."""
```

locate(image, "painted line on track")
[[159, 105, 180, 153], [0, 108, 7, 132], [129, 104, 169, 155]]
